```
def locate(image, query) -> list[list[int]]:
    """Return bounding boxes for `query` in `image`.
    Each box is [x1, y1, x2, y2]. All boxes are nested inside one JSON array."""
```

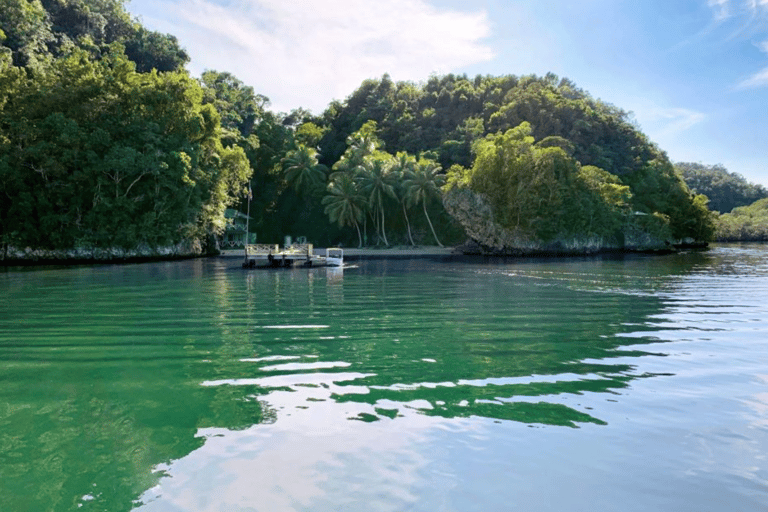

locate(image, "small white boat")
[[324, 248, 344, 267]]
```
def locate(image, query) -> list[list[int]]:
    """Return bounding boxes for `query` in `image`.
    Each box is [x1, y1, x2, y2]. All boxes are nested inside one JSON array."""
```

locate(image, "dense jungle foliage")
[[1, 0, 249, 254], [1, 0, 721, 257], [313, 73, 716, 245]]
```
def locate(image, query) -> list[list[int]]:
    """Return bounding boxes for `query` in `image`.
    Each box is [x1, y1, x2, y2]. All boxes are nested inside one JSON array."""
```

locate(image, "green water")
[[1, 245, 767, 511]]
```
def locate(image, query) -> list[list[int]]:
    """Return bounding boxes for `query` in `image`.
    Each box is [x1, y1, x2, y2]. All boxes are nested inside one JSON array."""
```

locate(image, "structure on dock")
[[242, 244, 343, 268]]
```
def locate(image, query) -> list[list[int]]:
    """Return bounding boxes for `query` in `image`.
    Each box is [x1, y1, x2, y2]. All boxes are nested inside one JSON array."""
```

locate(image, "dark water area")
[[1, 244, 767, 511]]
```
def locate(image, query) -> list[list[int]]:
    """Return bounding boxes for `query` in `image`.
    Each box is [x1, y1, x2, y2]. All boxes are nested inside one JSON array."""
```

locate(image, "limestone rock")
[[443, 187, 671, 255]]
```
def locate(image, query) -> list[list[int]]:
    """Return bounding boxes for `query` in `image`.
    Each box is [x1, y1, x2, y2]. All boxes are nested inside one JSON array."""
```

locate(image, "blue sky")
[[127, 0, 768, 186]]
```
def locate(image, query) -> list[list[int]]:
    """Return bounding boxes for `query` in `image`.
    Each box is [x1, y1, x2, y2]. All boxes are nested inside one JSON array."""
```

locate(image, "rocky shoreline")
[[442, 187, 701, 257], [0, 240, 207, 266], [2, 234, 709, 267]]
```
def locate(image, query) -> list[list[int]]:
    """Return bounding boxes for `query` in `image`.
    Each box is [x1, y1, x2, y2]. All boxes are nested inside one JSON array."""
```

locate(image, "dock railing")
[[246, 244, 279, 255], [244, 244, 313, 257], [283, 243, 313, 256]]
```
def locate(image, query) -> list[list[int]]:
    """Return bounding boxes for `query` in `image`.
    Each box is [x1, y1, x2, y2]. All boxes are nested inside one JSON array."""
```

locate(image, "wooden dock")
[[242, 244, 343, 268]]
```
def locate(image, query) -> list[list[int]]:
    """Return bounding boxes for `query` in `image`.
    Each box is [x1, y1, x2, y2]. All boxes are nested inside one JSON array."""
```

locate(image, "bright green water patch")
[[1, 246, 767, 511]]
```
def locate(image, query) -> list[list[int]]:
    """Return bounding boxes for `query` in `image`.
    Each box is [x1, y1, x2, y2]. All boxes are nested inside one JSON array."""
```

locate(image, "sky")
[[127, 0, 768, 186]]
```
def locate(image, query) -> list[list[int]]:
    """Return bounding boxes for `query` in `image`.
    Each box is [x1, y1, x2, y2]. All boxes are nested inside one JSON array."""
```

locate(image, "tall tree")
[[281, 145, 327, 195], [0, 46, 250, 252], [358, 153, 397, 246], [332, 120, 381, 175], [200, 71, 267, 138], [392, 151, 417, 246], [404, 159, 446, 247], [322, 173, 366, 247]]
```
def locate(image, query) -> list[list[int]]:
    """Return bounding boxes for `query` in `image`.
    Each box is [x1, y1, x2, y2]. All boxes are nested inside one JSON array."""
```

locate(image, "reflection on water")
[[1, 245, 768, 511]]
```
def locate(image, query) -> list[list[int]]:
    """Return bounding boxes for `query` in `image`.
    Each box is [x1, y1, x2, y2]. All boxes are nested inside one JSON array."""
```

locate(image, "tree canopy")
[[676, 162, 768, 214], [1, 1, 726, 257], [0, 0, 189, 72], [717, 198, 768, 241], [313, 73, 715, 246], [1, 2, 249, 257], [446, 122, 632, 242]]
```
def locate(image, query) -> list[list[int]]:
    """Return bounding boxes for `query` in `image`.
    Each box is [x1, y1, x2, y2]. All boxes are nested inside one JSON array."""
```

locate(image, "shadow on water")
[[0, 248, 743, 511]]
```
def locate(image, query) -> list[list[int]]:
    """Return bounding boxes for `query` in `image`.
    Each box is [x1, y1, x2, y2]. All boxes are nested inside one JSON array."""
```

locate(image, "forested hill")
[[2, 0, 716, 259], [312, 73, 715, 248], [1, 0, 251, 257], [2, 0, 189, 72], [675, 162, 768, 214], [318, 73, 652, 176]]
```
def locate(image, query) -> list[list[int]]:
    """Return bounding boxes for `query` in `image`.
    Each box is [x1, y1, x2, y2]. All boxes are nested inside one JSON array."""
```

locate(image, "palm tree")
[[332, 120, 381, 177], [322, 173, 366, 247], [326, 121, 383, 247], [392, 152, 417, 246], [346, 120, 380, 160], [357, 155, 397, 246], [404, 159, 446, 247], [281, 145, 327, 195]]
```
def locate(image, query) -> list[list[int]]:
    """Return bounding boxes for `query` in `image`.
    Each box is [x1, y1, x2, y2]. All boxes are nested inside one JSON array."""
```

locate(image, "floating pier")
[[242, 244, 343, 268]]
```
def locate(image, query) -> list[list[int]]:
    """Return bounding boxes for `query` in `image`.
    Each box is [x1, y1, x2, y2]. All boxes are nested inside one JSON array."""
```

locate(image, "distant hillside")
[[676, 162, 768, 214], [318, 73, 656, 176], [717, 198, 768, 241]]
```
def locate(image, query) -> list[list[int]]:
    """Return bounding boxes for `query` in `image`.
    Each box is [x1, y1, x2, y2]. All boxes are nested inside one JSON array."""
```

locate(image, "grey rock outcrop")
[[443, 187, 671, 255], [2, 239, 205, 264]]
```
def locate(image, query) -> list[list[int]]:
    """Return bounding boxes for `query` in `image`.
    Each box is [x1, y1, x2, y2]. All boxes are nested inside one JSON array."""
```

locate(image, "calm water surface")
[[1, 245, 767, 511]]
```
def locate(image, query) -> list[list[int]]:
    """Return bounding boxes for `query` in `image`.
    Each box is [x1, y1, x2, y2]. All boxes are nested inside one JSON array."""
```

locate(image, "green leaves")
[[357, 153, 397, 246], [322, 173, 365, 247], [403, 158, 446, 246], [452, 123, 631, 241], [716, 198, 768, 241], [124, 26, 189, 73], [0, 0, 54, 68], [0, 47, 250, 252], [676, 162, 768, 214], [281, 145, 327, 195]]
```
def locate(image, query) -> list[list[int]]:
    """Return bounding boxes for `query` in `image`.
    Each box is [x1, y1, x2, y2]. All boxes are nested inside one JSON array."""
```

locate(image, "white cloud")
[[650, 107, 707, 138], [707, 0, 768, 21], [702, 2, 768, 89], [747, 0, 768, 12], [146, 0, 494, 113], [633, 104, 707, 141], [736, 39, 768, 88], [707, 0, 768, 23], [708, 0, 732, 21], [738, 65, 768, 87]]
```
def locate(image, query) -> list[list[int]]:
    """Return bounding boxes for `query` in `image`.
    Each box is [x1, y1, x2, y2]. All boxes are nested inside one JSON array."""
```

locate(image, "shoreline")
[[326, 246, 459, 260], [2, 242, 722, 268], [0, 253, 203, 268]]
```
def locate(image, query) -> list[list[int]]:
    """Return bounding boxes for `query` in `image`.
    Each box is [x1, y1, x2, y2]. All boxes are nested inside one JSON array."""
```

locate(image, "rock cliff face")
[[443, 187, 671, 255]]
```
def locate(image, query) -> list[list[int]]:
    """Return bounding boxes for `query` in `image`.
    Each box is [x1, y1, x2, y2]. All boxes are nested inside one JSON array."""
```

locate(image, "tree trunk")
[[355, 220, 362, 248], [423, 202, 443, 247], [402, 202, 416, 246], [380, 203, 389, 246]]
